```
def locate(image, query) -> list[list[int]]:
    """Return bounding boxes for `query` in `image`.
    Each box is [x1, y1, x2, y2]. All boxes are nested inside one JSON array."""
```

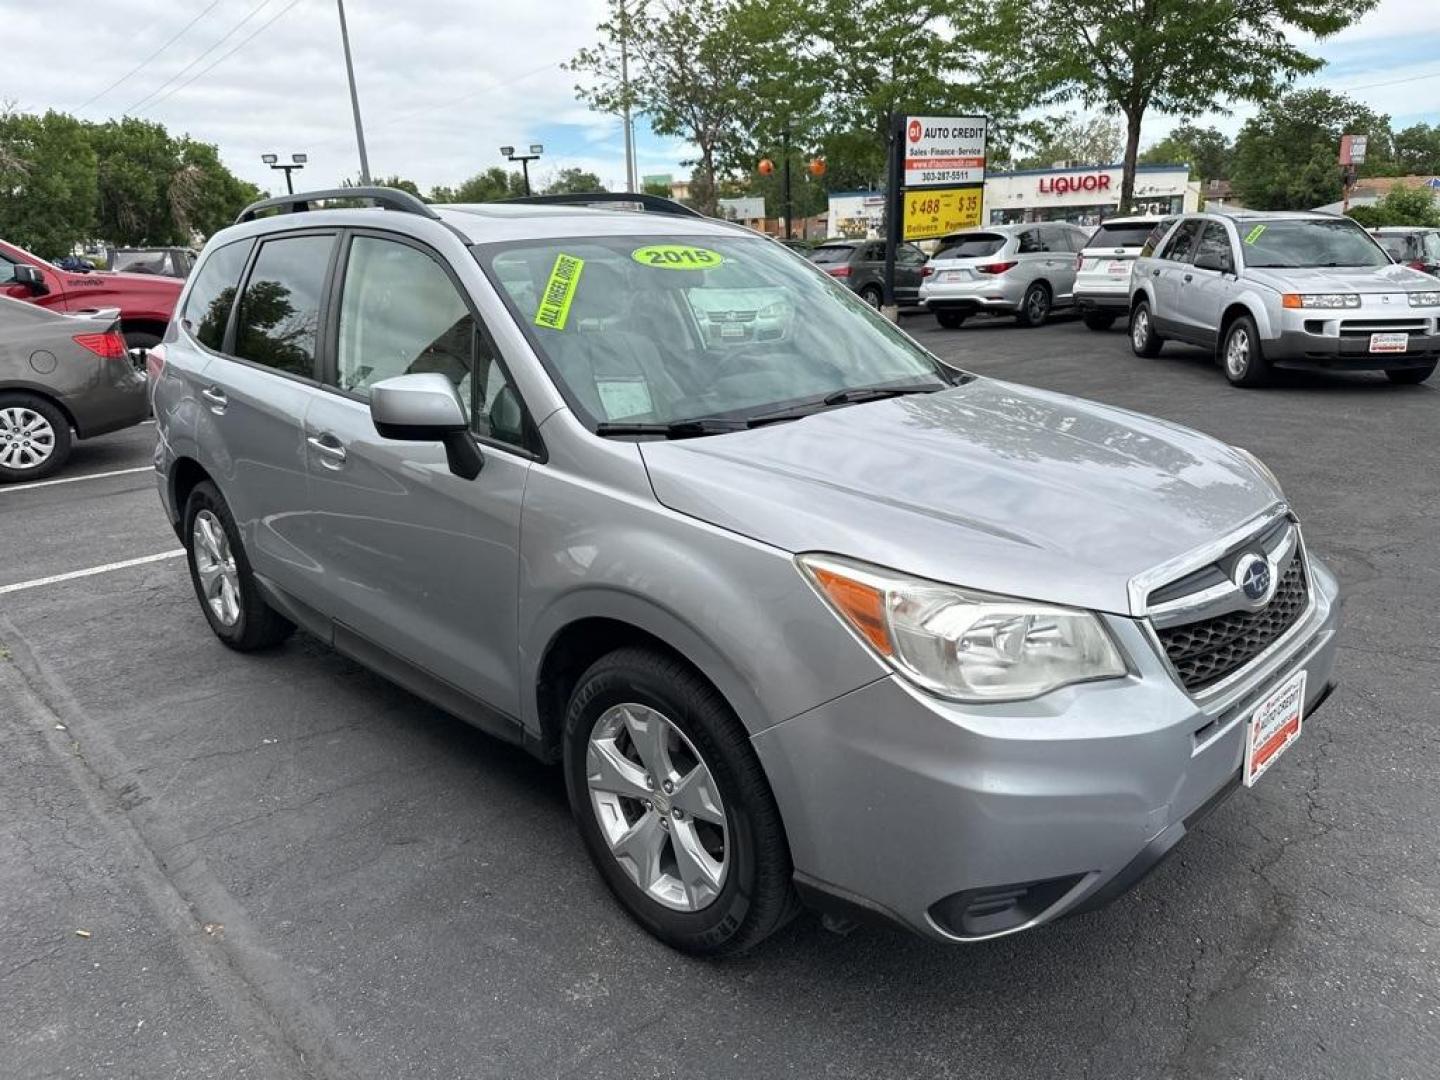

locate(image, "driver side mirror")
[[13, 264, 48, 295], [1195, 249, 1234, 274], [369, 372, 483, 480]]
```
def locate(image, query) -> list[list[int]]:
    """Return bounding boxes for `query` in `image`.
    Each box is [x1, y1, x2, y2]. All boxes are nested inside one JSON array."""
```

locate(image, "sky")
[[2, 0, 1439, 196]]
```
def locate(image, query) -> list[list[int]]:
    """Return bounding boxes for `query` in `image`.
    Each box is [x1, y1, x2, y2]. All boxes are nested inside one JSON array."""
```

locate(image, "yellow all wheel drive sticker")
[[1244, 224, 1267, 245], [534, 253, 585, 330], [631, 244, 724, 269]]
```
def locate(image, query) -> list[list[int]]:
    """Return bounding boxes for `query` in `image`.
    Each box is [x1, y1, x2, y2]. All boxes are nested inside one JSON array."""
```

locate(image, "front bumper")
[[1268, 309, 1440, 370], [753, 556, 1342, 942]]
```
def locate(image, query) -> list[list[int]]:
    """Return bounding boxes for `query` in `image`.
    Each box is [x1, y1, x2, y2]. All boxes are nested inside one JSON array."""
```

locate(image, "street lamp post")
[[500, 144, 544, 197], [262, 153, 308, 195]]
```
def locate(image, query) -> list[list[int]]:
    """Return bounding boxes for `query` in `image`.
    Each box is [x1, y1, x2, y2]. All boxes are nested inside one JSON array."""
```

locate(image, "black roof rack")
[[498, 192, 705, 219], [235, 186, 441, 225]]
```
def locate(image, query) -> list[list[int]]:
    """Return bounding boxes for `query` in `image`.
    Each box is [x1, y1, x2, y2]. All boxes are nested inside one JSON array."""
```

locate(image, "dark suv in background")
[[808, 239, 927, 307]]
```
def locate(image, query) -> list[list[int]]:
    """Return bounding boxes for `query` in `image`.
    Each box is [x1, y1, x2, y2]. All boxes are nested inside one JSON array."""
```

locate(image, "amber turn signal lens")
[[810, 567, 893, 656], [1281, 294, 1303, 309]]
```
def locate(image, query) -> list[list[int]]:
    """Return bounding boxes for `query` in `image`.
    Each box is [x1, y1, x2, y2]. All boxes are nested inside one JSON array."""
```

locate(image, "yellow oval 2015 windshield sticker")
[[1244, 224, 1267, 246], [534, 253, 585, 331], [631, 244, 724, 270]]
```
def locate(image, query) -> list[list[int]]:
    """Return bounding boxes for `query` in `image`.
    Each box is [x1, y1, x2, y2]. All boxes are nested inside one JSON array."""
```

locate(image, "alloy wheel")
[[586, 703, 729, 912], [1132, 309, 1149, 350], [0, 407, 56, 471], [192, 509, 241, 627], [1027, 288, 1048, 322], [1226, 326, 1251, 378]]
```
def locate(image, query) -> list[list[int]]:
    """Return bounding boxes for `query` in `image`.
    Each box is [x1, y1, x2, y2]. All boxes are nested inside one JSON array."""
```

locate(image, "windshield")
[[1239, 219, 1390, 269], [934, 233, 1006, 260], [808, 245, 854, 265], [1086, 222, 1158, 249], [477, 234, 958, 428]]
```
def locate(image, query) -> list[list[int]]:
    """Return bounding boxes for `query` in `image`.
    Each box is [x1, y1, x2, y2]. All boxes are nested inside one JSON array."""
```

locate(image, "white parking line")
[[0, 466, 153, 494], [0, 550, 185, 596]]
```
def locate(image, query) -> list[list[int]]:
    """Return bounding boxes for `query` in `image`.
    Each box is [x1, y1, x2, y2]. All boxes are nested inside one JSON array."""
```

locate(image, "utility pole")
[[619, 0, 636, 192], [336, 0, 371, 184], [782, 125, 793, 240]]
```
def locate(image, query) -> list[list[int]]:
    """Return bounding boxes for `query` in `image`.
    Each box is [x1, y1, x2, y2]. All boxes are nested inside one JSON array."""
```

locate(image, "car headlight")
[[798, 554, 1127, 702], [1281, 293, 1361, 309], [1230, 445, 1284, 497], [1409, 291, 1440, 307]]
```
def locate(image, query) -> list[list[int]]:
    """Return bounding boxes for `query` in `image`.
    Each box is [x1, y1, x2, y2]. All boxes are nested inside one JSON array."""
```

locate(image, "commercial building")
[[983, 163, 1198, 225]]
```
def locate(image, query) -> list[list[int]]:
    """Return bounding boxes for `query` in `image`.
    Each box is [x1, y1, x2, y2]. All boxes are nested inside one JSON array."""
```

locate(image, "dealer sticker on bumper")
[[1244, 669, 1306, 787], [1370, 332, 1409, 354]]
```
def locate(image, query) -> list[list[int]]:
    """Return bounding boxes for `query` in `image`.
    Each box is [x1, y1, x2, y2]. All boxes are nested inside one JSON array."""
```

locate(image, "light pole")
[[336, 0, 371, 184], [262, 152, 308, 195], [500, 144, 544, 197]]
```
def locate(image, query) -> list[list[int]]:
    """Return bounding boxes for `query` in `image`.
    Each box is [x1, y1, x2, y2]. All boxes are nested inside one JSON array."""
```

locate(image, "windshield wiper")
[[594, 418, 750, 440], [821, 384, 944, 406]]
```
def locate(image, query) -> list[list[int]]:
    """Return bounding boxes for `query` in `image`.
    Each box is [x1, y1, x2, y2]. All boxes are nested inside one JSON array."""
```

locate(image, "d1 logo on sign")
[[908, 119, 923, 143]]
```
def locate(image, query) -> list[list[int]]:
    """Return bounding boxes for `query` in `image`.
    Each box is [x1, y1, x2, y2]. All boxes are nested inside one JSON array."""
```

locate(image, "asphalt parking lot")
[[3, 315, 1437, 1080]]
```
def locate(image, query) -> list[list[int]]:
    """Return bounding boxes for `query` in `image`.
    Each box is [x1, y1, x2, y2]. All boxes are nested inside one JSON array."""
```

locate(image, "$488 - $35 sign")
[[904, 187, 982, 241]]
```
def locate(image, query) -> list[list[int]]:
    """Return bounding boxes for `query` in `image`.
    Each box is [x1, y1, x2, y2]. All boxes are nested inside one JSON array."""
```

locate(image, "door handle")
[[1183, 273, 1194, 283], [306, 434, 347, 465], [1151, 269, 1161, 277], [200, 386, 227, 412]]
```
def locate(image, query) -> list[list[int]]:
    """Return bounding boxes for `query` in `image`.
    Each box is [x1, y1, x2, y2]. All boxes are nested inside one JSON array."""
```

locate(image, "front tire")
[[935, 310, 968, 330], [1015, 283, 1051, 327], [1130, 300, 1164, 357], [563, 647, 798, 956], [183, 481, 294, 650], [1386, 363, 1435, 385], [0, 393, 71, 483], [1222, 315, 1270, 387]]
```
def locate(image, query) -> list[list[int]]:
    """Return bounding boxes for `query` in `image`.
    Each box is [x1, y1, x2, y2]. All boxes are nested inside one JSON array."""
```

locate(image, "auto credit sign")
[[905, 116, 987, 188]]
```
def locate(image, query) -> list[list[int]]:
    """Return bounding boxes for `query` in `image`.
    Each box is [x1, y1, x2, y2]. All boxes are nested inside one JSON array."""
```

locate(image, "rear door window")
[[233, 234, 335, 378], [1017, 230, 1048, 254], [181, 239, 253, 351], [935, 233, 1006, 259], [1160, 221, 1202, 263]]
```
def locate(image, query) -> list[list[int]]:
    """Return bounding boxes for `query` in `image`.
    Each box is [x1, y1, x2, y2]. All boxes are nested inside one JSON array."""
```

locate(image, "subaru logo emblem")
[[1235, 554, 1272, 604]]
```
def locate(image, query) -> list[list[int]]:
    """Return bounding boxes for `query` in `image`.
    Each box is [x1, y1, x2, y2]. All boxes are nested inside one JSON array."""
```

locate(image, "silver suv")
[[1130, 212, 1440, 386], [919, 222, 1091, 328], [153, 188, 1342, 954]]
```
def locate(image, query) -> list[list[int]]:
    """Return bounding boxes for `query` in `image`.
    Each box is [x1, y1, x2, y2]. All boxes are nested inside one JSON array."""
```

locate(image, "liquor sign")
[[904, 116, 988, 188], [903, 187, 983, 240]]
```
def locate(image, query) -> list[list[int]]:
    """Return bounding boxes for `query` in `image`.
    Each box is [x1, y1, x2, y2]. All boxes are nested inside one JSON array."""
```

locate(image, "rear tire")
[[183, 481, 294, 651], [1386, 363, 1435, 385], [1015, 283, 1051, 327], [1221, 315, 1270, 387], [859, 285, 882, 309], [1129, 300, 1164, 357], [1082, 311, 1116, 331], [935, 310, 968, 330], [563, 647, 798, 956], [0, 393, 71, 483]]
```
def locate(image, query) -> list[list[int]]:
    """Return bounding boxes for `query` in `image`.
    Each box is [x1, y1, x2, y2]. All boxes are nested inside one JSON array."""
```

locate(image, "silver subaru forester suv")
[[153, 188, 1342, 954]]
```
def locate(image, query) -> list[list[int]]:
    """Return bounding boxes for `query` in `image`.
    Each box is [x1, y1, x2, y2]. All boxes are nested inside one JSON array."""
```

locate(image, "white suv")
[[1073, 216, 1170, 331]]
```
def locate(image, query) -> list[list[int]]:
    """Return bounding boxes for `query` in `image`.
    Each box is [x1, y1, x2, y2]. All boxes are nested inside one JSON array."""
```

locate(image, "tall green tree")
[[1017, 114, 1123, 169], [1139, 122, 1232, 183], [1393, 123, 1440, 176], [430, 168, 527, 204], [569, 0, 757, 214], [0, 109, 98, 258], [967, 0, 1379, 212], [1232, 89, 1394, 210]]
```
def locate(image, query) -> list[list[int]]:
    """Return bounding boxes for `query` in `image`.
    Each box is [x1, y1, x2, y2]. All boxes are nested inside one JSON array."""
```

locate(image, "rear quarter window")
[[181, 239, 254, 352]]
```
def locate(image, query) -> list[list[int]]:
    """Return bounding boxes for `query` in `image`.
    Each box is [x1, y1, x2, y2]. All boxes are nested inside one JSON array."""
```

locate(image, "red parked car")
[[0, 238, 182, 351]]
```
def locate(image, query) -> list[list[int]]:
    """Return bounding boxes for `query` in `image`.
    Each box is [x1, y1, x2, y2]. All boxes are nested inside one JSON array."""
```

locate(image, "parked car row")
[[911, 212, 1438, 387]]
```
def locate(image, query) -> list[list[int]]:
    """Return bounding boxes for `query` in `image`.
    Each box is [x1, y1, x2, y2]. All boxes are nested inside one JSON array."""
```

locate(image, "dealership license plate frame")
[[939, 270, 970, 284], [1107, 260, 1130, 275], [1369, 332, 1409, 354], [1244, 669, 1306, 787]]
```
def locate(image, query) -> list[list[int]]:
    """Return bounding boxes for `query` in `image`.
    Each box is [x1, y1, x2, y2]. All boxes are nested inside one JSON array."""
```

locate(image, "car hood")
[[1246, 263, 1434, 293], [640, 379, 1280, 615]]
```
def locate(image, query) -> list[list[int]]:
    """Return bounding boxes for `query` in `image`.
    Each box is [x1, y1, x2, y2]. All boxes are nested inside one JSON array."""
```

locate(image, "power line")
[[1340, 68, 1440, 93], [73, 0, 227, 113], [125, 0, 275, 115], [134, 0, 307, 117]]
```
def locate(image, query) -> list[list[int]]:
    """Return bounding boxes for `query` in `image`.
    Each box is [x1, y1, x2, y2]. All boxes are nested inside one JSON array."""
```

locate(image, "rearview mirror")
[[1195, 249, 1233, 274], [369, 372, 482, 480], [13, 264, 48, 294]]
